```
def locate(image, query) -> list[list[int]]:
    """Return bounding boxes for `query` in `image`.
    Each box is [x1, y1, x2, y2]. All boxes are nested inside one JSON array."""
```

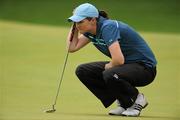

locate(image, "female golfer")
[[67, 3, 157, 117]]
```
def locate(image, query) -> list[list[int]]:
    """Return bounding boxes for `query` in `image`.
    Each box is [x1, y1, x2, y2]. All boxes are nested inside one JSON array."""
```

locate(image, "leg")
[[103, 63, 156, 108], [75, 61, 116, 108]]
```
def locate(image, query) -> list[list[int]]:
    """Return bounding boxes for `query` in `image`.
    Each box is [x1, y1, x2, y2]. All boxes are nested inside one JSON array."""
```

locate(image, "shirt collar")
[[96, 16, 107, 37]]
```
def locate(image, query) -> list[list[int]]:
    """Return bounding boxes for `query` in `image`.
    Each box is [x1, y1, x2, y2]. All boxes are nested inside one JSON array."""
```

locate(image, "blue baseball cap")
[[68, 3, 99, 22]]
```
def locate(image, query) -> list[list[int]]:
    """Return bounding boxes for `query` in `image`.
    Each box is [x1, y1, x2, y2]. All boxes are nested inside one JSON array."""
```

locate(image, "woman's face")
[[75, 18, 96, 34]]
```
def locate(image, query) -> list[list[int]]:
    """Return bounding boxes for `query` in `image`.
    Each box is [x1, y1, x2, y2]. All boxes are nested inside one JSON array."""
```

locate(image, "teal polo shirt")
[[83, 16, 157, 68]]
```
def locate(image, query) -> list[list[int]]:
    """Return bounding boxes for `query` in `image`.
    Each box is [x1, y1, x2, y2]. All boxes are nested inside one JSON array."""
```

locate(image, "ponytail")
[[99, 10, 109, 19]]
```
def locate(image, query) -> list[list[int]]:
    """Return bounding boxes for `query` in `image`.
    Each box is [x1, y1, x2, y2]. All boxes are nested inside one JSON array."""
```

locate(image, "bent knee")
[[75, 64, 85, 77], [103, 70, 115, 83], [103, 70, 124, 83]]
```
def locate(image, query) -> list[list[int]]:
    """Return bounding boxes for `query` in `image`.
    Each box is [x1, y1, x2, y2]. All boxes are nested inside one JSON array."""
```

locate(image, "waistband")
[[137, 62, 156, 69]]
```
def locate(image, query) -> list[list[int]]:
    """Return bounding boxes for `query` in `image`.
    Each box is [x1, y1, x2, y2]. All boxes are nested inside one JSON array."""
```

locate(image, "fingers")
[[70, 23, 76, 42]]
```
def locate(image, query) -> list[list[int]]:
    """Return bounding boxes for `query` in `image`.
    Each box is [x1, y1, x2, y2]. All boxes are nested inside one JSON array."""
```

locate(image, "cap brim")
[[68, 15, 86, 22]]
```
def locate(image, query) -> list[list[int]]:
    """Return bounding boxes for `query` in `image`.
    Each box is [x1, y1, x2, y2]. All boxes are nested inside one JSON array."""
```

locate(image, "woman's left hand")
[[105, 62, 113, 70]]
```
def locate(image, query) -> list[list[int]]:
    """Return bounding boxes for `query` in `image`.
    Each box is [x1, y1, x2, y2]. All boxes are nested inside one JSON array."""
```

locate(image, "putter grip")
[[70, 24, 75, 42]]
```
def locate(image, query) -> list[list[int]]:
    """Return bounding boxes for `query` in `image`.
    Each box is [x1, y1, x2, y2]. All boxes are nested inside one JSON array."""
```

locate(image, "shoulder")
[[101, 19, 119, 30]]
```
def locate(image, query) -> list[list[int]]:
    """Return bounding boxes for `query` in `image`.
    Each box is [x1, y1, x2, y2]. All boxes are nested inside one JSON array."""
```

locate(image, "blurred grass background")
[[0, 0, 180, 120], [0, 0, 180, 33], [0, 20, 180, 120]]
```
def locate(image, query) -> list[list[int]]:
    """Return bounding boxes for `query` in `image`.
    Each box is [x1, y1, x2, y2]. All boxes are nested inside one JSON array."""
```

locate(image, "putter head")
[[44, 105, 56, 113], [45, 108, 56, 113]]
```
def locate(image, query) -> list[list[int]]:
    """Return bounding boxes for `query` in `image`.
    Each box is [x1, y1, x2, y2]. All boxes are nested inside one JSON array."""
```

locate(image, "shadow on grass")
[[61, 112, 179, 120], [60, 112, 108, 117], [141, 115, 180, 120]]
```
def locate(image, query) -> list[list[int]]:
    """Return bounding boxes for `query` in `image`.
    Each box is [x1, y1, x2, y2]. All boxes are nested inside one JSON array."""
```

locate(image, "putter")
[[45, 24, 75, 113]]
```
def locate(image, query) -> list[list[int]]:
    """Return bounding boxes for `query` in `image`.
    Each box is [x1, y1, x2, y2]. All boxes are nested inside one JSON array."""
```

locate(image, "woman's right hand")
[[69, 23, 76, 42], [67, 23, 78, 51], [67, 23, 76, 42], [67, 23, 90, 53]]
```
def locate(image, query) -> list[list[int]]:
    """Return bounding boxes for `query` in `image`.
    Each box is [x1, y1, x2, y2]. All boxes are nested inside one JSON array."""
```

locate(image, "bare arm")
[[67, 24, 90, 53], [105, 41, 124, 69]]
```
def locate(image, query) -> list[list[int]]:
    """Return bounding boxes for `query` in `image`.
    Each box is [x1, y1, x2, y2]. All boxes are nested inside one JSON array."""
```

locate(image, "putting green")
[[0, 20, 180, 120]]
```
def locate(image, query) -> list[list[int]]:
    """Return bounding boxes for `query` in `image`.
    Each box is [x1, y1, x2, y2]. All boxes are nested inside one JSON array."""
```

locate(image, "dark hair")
[[99, 10, 109, 19], [86, 17, 93, 21], [85, 10, 109, 21]]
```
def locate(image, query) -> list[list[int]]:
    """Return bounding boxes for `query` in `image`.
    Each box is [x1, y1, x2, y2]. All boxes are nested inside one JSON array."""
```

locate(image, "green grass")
[[0, 0, 180, 33], [0, 20, 180, 120]]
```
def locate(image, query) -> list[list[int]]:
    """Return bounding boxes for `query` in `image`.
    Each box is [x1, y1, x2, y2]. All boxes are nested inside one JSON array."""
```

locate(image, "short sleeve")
[[102, 22, 121, 46]]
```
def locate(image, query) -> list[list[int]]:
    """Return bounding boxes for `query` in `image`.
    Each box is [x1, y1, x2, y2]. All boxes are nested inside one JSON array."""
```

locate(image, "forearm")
[[105, 41, 125, 69], [111, 57, 124, 66]]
